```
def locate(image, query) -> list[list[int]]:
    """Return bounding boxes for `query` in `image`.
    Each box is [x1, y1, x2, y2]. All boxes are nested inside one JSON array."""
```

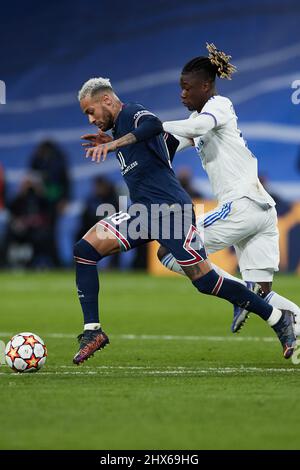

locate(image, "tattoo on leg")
[[183, 264, 204, 280]]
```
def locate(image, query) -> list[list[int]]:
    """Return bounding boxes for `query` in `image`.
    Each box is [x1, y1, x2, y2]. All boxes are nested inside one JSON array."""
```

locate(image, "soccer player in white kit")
[[159, 43, 300, 335]]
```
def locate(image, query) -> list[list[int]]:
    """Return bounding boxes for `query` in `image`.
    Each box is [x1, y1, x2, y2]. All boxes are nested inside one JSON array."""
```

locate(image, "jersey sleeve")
[[163, 113, 214, 139], [163, 97, 234, 139], [200, 96, 234, 128], [124, 104, 163, 142]]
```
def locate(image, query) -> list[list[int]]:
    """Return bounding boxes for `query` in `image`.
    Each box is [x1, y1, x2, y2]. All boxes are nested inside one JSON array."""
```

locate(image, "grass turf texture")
[[0, 271, 300, 450]]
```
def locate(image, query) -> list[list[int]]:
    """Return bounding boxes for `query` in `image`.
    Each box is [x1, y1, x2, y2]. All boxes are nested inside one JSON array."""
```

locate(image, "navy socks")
[[74, 239, 102, 325], [193, 270, 273, 321], [74, 242, 273, 326]]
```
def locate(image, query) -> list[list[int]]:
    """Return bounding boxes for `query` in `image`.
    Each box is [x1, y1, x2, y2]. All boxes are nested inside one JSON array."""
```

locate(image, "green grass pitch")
[[0, 271, 300, 450]]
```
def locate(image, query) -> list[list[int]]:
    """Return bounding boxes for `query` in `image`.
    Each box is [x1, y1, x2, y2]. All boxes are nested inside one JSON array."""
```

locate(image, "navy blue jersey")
[[112, 103, 191, 208]]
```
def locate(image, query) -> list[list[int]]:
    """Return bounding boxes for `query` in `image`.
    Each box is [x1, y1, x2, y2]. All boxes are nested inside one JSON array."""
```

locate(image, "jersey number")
[[107, 211, 131, 225]]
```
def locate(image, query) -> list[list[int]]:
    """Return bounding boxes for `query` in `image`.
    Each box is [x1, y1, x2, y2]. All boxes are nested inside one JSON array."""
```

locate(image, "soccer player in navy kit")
[[74, 77, 295, 365]]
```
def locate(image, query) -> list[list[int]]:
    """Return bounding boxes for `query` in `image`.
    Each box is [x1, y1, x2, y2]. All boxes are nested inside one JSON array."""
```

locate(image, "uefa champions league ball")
[[5, 332, 47, 373]]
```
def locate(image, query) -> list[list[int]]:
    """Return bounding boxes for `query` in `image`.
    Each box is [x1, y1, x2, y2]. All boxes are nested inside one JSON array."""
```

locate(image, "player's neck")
[[112, 99, 124, 123], [196, 90, 217, 113]]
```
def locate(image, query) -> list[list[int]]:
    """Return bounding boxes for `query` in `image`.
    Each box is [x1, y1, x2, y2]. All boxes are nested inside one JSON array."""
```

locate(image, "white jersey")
[[189, 95, 275, 206], [164, 96, 275, 207]]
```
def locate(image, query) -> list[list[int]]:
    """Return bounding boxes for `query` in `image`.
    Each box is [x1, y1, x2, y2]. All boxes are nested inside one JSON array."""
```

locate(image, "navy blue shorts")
[[98, 205, 207, 267]]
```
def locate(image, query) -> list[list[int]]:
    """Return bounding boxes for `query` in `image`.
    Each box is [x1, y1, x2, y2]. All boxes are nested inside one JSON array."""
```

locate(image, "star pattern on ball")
[[7, 347, 20, 360], [25, 354, 39, 369], [24, 335, 39, 347]]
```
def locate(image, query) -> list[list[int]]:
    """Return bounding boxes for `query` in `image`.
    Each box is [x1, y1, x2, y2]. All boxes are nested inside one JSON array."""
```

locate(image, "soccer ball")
[[5, 332, 47, 373]]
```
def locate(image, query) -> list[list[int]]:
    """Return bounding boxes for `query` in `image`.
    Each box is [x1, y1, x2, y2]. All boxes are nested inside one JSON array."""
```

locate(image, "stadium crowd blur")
[[0, 140, 183, 269], [1, 0, 299, 274], [0, 139, 295, 271]]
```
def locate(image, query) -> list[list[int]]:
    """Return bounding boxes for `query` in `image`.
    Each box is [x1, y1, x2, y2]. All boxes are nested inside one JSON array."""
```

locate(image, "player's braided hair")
[[182, 43, 237, 81]]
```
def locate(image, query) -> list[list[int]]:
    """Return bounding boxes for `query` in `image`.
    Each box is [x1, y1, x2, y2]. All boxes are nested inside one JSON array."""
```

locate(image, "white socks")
[[160, 253, 300, 332], [266, 307, 282, 326], [161, 253, 246, 286], [265, 291, 300, 335], [266, 291, 300, 318], [161, 253, 184, 275]]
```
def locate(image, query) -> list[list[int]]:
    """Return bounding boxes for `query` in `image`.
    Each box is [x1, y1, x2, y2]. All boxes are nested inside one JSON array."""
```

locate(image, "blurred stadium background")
[[0, 0, 299, 272], [1, 0, 300, 452]]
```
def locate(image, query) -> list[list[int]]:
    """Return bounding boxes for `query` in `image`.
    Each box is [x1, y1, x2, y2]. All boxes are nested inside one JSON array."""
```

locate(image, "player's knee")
[[73, 239, 102, 263], [157, 245, 169, 262], [73, 239, 84, 258], [259, 282, 272, 296]]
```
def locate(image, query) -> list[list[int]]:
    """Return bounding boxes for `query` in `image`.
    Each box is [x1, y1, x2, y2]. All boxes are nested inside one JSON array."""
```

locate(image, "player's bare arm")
[[85, 132, 137, 163], [81, 129, 113, 147]]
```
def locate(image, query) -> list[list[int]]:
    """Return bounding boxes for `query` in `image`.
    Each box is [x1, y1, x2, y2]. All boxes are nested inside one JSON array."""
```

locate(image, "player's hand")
[[85, 141, 118, 163], [81, 130, 113, 148]]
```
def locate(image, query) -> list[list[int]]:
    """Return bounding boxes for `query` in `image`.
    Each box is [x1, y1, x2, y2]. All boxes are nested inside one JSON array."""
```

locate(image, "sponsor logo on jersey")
[[121, 161, 138, 176]]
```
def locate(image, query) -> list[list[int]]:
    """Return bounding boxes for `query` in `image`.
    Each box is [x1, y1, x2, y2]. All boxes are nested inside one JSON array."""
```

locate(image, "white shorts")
[[196, 197, 279, 281]]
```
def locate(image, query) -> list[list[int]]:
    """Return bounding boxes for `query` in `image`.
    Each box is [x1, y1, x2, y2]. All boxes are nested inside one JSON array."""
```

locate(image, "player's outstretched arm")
[[85, 132, 136, 163], [85, 117, 163, 163], [172, 134, 194, 152], [163, 113, 216, 139]]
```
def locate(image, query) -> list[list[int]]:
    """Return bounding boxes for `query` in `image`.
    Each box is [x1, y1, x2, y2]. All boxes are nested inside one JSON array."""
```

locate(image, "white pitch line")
[[0, 332, 278, 343], [57, 365, 300, 373], [0, 366, 300, 377]]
